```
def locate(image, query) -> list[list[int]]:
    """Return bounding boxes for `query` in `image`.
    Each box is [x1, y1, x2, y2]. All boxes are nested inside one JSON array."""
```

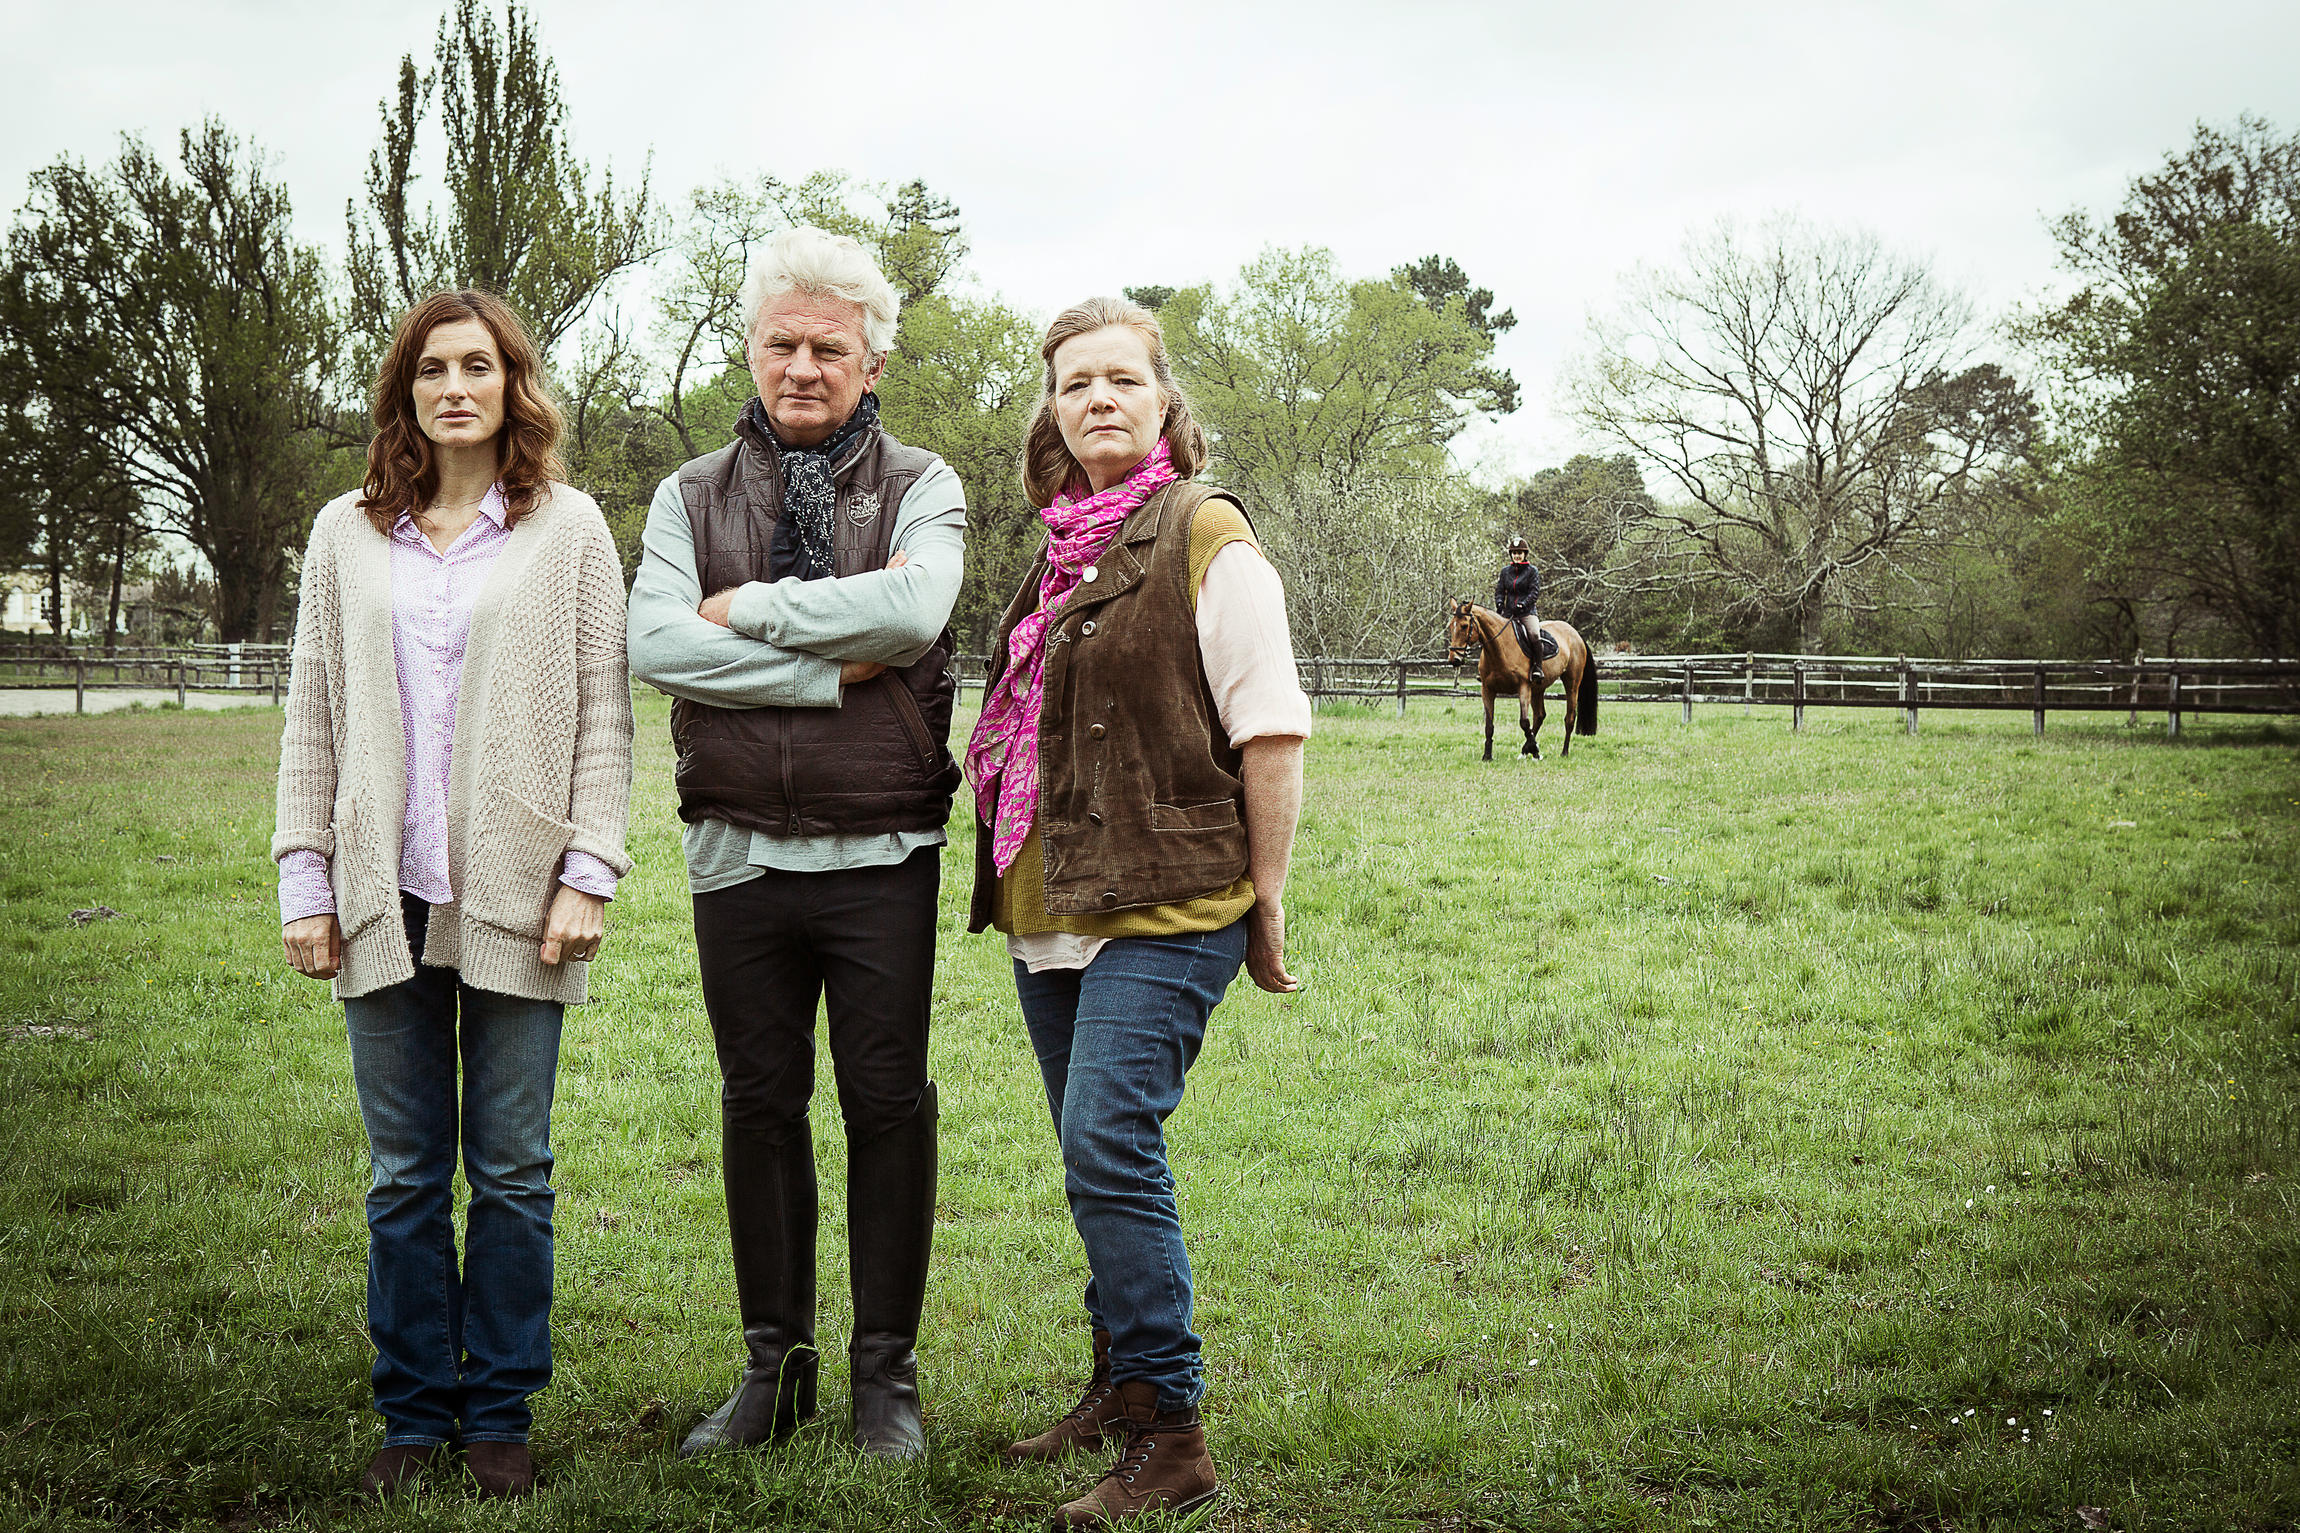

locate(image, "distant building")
[[0, 574, 168, 638], [2, 572, 72, 635]]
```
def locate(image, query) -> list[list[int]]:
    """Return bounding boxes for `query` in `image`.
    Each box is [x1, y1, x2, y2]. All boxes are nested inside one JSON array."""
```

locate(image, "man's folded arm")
[[626, 475, 844, 709], [725, 460, 967, 668]]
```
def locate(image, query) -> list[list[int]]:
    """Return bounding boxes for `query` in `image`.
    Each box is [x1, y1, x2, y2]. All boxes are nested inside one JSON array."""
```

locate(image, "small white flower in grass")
[[1964, 1409, 1975, 1417], [1986, 1185, 1995, 1193], [2006, 1417, 2016, 1425], [2043, 1409, 2052, 1417], [1966, 1199, 1974, 1209]]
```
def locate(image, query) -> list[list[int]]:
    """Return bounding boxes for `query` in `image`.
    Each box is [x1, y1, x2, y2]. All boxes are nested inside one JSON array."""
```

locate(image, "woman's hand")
[[1240, 735, 1306, 994], [1245, 898, 1299, 994], [540, 886, 608, 966], [283, 914, 343, 981]]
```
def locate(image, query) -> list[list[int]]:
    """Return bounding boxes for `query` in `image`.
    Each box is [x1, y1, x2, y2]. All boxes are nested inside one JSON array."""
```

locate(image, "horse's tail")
[[1577, 648, 1599, 735]]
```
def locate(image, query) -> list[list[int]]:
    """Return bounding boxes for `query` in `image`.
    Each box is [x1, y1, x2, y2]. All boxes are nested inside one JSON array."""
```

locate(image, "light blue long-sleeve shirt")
[[626, 454, 967, 889]]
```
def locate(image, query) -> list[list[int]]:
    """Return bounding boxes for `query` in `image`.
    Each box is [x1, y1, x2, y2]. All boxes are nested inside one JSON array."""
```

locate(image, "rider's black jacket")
[[1494, 561, 1540, 618]]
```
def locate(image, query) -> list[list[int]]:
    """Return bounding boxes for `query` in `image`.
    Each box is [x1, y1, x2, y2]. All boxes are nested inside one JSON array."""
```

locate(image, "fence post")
[[1792, 662, 1806, 733], [1743, 651, 1754, 715], [2128, 648, 2142, 727], [175, 662, 186, 708], [1396, 660, 1407, 719], [2168, 668, 2182, 738], [1681, 661, 1693, 725], [75, 659, 85, 714], [2032, 664, 2046, 737], [272, 662, 282, 707], [1902, 655, 1918, 735]]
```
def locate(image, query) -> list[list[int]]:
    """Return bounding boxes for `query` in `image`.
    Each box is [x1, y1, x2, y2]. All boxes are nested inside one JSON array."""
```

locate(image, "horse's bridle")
[[1444, 600, 1480, 665]]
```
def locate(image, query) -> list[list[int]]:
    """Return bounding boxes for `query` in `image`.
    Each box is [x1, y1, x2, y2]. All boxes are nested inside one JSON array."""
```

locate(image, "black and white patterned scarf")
[[751, 391, 881, 581]]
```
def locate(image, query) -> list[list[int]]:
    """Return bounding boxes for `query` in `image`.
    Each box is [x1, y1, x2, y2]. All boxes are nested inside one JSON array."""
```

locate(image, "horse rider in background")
[[1494, 535, 1551, 662]]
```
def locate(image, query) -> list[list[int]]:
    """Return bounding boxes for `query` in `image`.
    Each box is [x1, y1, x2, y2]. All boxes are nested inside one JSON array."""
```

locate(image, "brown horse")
[[1444, 601, 1599, 760]]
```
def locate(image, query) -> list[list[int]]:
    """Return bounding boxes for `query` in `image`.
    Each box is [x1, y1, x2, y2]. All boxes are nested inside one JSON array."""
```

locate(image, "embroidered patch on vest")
[[845, 488, 880, 527]]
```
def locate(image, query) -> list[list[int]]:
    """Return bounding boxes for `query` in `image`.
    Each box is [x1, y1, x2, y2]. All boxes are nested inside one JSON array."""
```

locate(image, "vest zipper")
[[882, 672, 939, 770], [778, 707, 797, 833]]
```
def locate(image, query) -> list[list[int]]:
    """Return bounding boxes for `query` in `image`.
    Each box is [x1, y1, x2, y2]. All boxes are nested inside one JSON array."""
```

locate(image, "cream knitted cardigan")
[[272, 483, 634, 1004]]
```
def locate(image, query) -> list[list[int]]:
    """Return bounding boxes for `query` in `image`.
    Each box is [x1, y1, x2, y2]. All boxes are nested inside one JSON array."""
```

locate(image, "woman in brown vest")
[[965, 297, 1311, 1526]]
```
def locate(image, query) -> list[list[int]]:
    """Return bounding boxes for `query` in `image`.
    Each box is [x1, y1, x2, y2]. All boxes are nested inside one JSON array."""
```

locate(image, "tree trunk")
[[104, 515, 128, 655], [212, 564, 265, 644], [1795, 598, 1826, 656]]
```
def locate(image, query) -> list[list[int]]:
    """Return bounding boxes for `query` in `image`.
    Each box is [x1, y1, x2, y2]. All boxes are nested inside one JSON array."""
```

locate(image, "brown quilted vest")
[[967, 482, 1251, 930], [670, 411, 960, 837]]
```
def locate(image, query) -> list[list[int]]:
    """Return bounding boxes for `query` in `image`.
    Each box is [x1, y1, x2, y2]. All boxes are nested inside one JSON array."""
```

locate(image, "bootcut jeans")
[[1011, 920, 1247, 1412], [341, 893, 564, 1447]]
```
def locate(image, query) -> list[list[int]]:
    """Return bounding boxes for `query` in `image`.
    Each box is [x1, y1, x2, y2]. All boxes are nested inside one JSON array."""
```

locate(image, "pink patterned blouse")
[[277, 488, 617, 924]]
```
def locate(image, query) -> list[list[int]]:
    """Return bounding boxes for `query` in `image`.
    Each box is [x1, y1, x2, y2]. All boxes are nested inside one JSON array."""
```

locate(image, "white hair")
[[738, 227, 901, 358]]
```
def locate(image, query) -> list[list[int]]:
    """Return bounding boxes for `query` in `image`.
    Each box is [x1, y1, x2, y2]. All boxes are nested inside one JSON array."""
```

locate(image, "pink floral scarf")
[[966, 437, 1178, 872]]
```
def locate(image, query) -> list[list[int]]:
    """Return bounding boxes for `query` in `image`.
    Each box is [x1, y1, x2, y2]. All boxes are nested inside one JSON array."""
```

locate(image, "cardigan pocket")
[[329, 799, 395, 941], [463, 794, 577, 938]]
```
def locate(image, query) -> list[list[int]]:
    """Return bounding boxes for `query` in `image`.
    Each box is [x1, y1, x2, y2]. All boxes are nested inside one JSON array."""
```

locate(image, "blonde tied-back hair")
[[1022, 297, 1207, 506]]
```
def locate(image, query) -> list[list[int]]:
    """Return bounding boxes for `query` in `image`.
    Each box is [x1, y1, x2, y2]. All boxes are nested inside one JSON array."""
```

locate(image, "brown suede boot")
[[1006, 1329, 1116, 1462], [1051, 1380, 1218, 1528], [464, 1441, 535, 1500], [359, 1443, 443, 1499]]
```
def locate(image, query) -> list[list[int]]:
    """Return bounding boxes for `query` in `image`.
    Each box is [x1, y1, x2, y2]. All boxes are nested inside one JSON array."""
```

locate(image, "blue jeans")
[[1012, 921, 1247, 1411], [342, 894, 564, 1446]]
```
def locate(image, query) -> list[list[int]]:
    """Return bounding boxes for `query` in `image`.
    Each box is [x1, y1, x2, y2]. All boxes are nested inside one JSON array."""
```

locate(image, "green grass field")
[[1, 694, 2295, 1531]]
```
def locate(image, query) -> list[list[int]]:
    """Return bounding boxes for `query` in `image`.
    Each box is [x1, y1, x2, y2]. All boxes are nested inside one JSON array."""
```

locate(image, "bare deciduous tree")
[[1258, 470, 1492, 661], [1572, 218, 2030, 652]]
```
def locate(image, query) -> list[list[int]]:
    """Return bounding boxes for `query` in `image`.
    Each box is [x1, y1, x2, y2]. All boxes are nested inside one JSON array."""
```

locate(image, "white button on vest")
[[1082, 565, 1098, 583]]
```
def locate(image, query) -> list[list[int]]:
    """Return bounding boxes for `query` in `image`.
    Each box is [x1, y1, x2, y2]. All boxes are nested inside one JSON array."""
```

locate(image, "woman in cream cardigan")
[[273, 289, 632, 1501]]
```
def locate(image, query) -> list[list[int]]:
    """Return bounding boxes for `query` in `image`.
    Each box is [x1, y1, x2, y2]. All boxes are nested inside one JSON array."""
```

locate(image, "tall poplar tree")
[[346, 0, 656, 353]]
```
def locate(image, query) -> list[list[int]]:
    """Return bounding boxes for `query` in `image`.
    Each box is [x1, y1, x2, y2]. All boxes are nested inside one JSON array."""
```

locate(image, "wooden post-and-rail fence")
[[0, 638, 292, 712], [946, 651, 2300, 734], [7, 635, 2295, 733], [1581, 652, 2300, 735]]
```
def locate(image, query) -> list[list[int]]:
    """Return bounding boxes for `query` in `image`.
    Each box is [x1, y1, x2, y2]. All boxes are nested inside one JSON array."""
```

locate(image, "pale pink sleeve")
[[559, 849, 619, 900], [278, 849, 336, 925], [1196, 541, 1313, 747]]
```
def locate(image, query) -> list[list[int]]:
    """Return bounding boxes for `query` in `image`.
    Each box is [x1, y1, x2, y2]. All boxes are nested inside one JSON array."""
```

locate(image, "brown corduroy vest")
[[670, 412, 960, 838], [968, 482, 1252, 930]]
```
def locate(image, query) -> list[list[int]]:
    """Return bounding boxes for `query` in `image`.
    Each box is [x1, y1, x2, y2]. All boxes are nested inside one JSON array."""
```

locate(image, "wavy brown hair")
[[361, 289, 566, 534], [1021, 296, 1208, 507]]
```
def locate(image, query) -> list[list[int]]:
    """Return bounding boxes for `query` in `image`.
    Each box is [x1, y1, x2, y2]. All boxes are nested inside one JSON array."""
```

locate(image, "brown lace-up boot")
[[359, 1443, 443, 1499], [464, 1441, 535, 1499], [1051, 1379, 1218, 1527], [1005, 1329, 1115, 1461]]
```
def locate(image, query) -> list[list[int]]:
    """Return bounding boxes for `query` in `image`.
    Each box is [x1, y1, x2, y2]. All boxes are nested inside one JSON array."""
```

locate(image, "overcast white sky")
[[6, 0, 2296, 477]]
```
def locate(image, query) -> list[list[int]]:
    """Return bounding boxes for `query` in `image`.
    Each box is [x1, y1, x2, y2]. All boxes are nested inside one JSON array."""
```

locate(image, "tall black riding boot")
[[679, 1118, 819, 1456], [846, 1081, 938, 1459]]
